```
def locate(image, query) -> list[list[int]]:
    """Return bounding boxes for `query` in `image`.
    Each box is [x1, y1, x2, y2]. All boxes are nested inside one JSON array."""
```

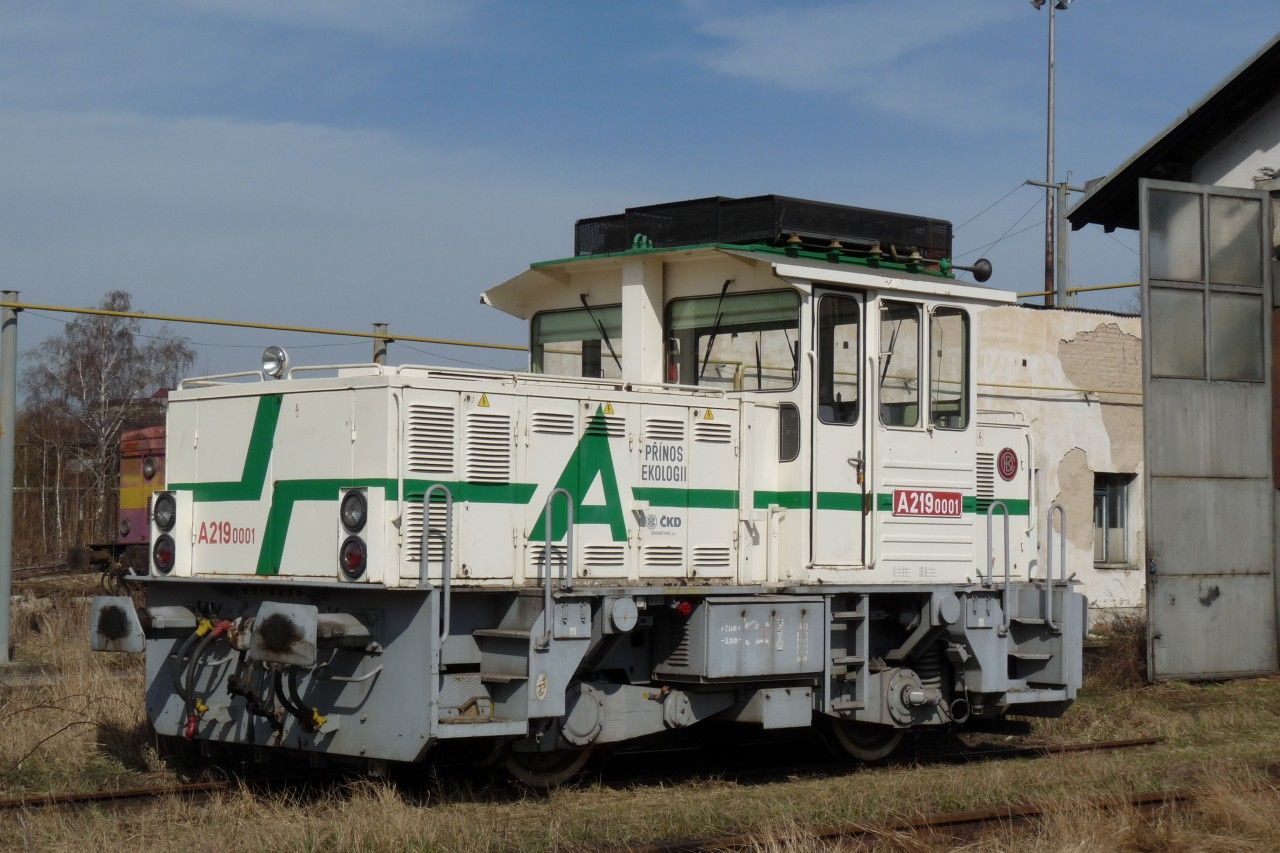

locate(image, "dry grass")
[[4, 580, 1280, 851]]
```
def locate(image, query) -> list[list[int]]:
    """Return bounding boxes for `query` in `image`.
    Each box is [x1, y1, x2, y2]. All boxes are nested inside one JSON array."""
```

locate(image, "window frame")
[[928, 305, 970, 431], [1093, 472, 1136, 568], [663, 288, 801, 392], [529, 303, 623, 379], [877, 299, 923, 430], [816, 292, 861, 426]]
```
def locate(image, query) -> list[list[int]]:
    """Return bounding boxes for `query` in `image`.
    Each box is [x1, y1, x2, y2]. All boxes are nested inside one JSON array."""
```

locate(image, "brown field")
[[4, 578, 1280, 852]]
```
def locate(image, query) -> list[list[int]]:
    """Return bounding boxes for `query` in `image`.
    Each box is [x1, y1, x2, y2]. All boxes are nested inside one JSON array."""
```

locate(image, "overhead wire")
[[953, 183, 1028, 232], [953, 196, 1044, 261]]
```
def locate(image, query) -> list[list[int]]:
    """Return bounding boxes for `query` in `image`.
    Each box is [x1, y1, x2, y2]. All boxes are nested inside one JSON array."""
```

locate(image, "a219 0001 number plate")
[[891, 489, 963, 518]]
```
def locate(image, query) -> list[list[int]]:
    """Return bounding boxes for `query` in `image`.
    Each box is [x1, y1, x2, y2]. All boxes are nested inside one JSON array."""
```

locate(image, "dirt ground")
[[3, 576, 1280, 852]]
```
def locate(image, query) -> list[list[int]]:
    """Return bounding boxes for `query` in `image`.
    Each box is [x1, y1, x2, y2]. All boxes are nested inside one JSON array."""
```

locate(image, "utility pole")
[[0, 292, 18, 663], [1026, 179, 1085, 305], [372, 323, 389, 366], [1032, 0, 1071, 306]]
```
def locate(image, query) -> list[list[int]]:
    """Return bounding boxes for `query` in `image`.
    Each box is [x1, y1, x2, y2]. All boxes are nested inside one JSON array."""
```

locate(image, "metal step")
[[831, 610, 865, 621], [472, 628, 533, 640], [832, 655, 865, 666], [479, 672, 528, 684], [830, 699, 864, 712], [1010, 617, 1046, 626], [1009, 652, 1052, 662]]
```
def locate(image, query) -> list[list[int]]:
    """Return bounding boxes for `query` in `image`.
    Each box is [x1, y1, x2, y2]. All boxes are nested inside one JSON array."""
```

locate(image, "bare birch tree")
[[23, 291, 194, 541]]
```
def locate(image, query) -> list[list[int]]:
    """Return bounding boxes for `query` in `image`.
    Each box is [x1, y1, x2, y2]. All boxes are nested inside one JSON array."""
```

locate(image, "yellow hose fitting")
[[194, 618, 214, 638], [310, 708, 328, 730], [194, 698, 208, 716]]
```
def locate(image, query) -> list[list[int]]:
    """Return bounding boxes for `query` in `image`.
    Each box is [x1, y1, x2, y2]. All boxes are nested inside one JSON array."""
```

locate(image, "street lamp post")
[[1032, 0, 1071, 307]]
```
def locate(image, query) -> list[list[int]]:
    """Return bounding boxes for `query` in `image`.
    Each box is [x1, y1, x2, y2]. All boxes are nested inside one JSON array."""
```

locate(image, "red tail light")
[[153, 534, 176, 574], [670, 600, 694, 618], [339, 536, 367, 579]]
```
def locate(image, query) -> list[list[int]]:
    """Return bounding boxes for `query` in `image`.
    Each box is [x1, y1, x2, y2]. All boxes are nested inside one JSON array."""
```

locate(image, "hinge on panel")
[[193, 430, 198, 448]]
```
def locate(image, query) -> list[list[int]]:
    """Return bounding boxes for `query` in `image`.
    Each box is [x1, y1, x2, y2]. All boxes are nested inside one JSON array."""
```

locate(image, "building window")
[[1094, 473, 1134, 565]]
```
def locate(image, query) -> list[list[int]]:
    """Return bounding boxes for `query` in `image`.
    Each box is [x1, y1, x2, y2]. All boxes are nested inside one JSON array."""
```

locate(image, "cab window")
[[929, 307, 969, 430], [531, 305, 622, 379], [666, 290, 800, 390], [879, 301, 920, 427], [817, 295, 859, 424]]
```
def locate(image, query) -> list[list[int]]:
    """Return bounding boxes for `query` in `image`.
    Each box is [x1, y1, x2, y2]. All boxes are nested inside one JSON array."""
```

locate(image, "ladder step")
[[479, 672, 528, 684], [832, 655, 865, 666], [830, 699, 864, 712], [1009, 652, 1052, 662], [1011, 617, 1046, 626], [473, 628, 533, 640], [831, 610, 865, 621]]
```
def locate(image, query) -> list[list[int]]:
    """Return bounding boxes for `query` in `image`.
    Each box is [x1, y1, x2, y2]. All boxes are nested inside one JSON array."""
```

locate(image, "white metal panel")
[[1141, 177, 1277, 680]]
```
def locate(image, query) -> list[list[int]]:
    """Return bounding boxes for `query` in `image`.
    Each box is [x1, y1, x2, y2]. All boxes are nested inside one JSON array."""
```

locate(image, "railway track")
[[0, 736, 1161, 814], [631, 786, 1196, 852]]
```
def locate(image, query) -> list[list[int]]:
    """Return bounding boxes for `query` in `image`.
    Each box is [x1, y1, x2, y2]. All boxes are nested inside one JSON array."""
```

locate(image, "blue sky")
[[1, 1, 1275, 373]]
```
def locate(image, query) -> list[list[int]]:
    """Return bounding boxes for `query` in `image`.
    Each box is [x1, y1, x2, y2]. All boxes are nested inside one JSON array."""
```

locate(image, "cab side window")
[[817, 295, 859, 424], [878, 301, 920, 427], [531, 305, 622, 379], [929, 307, 969, 430]]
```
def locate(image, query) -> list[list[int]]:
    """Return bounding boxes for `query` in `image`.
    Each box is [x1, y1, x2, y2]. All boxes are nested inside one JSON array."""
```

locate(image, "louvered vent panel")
[[664, 621, 691, 667], [585, 414, 625, 438], [528, 545, 569, 578], [691, 546, 732, 574], [643, 545, 684, 572], [531, 411, 575, 435], [465, 412, 512, 483], [402, 500, 451, 565], [582, 544, 626, 574], [693, 420, 732, 444], [975, 452, 995, 512], [406, 404, 456, 475], [644, 418, 685, 442]]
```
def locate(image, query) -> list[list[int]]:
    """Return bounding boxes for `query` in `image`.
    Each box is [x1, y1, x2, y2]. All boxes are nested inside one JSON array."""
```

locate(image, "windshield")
[[531, 306, 623, 379], [666, 290, 800, 390]]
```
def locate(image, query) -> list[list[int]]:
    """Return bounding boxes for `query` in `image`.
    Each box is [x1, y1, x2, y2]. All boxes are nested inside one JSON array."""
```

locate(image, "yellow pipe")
[[0, 300, 528, 352], [979, 380, 1140, 396], [1016, 281, 1139, 299]]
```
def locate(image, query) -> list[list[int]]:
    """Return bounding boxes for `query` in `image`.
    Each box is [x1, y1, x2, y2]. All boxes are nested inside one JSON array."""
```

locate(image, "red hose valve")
[[183, 714, 199, 740]]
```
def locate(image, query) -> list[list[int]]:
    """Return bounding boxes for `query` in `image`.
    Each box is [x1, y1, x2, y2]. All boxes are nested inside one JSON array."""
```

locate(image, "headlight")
[[339, 536, 367, 580], [261, 345, 289, 379], [153, 535, 176, 574], [142, 456, 157, 480], [340, 490, 367, 533], [118, 518, 131, 538], [153, 492, 177, 531]]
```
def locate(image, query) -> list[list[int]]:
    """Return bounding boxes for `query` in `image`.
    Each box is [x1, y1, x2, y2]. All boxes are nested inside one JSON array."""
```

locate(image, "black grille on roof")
[[574, 194, 952, 259]]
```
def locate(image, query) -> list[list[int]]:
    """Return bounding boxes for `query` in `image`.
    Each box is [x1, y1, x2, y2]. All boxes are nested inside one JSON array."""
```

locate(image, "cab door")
[[810, 289, 866, 567]]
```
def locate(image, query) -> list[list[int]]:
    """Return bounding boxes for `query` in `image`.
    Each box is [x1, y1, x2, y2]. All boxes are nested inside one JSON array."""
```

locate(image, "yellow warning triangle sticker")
[[703, 409, 714, 421], [477, 393, 490, 408], [602, 402, 614, 416]]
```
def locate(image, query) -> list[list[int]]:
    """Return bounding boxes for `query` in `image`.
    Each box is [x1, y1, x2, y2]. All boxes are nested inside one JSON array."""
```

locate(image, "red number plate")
[[891, 489, 963, 518]]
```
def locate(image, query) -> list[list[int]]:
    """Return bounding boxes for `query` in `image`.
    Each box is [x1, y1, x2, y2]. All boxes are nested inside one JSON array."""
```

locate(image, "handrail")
[[1045, 503, 1066, 634], [178, 370, 265, 388], [539, 488, 574, 649], [420, 484, 454, 644], [986, 501, 1011, 635], [286, 363, 383, 379]]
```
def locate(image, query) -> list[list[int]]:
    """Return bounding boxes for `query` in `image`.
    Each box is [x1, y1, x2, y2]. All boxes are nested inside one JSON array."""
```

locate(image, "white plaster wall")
[[1191, 91, 1280, 187], [977, 306, 1145, 619]]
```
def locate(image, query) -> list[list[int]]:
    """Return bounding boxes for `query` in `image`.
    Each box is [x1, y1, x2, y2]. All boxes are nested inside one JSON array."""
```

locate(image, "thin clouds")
[[164, 0, 475, 42], [683, 0, 1029, 130]]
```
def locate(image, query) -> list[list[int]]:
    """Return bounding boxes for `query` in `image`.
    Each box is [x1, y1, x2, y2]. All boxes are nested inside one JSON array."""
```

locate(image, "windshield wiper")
[[579, 294, 621, 373], [698, 279, 733, 382]]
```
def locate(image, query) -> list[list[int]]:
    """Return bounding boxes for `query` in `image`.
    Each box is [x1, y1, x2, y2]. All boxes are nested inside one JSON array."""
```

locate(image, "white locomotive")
[[91, 196, 1084, 785]]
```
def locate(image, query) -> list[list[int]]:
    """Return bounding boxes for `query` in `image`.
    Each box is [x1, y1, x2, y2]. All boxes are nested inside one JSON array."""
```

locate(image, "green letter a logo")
[[530, 406, 627, 542]]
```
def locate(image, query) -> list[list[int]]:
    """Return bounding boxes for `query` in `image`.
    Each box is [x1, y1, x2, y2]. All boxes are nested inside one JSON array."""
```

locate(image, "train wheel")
[[824, 719, 904, 762], [504, 745, 594, 788]]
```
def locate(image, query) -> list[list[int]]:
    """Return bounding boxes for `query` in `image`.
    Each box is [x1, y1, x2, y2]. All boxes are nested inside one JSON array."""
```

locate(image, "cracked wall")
[[978, 307, 1145, 618]]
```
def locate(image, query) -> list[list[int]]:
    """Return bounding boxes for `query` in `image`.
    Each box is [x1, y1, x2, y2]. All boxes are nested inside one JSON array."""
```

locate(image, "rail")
[[420, 484, 455, 644], [985, 501, 1011, 635], [539, 488, 574, 649], [1045, 502, 1066, 634]]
